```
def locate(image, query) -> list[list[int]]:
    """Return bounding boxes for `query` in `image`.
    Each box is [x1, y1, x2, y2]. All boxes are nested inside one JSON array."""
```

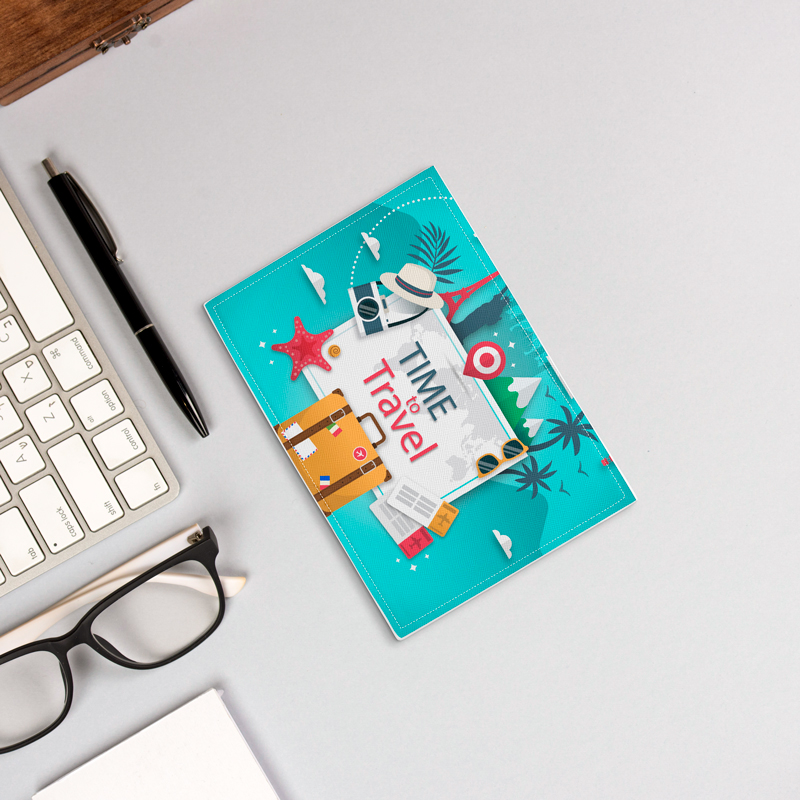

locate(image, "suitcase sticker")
[[274, 389, 392, 516]]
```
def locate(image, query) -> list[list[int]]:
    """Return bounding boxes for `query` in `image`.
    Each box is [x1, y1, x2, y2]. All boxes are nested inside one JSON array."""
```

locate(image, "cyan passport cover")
[[206, 167, 635, 638]]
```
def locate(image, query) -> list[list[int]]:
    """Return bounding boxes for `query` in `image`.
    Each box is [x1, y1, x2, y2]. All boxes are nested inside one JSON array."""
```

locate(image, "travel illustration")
[[206, 167, 635, 638]]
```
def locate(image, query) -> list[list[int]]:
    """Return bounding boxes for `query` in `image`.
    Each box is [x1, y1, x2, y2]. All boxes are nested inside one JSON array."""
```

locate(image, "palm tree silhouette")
[[504, 456, 556, 499], [528, 405, 597, 456]]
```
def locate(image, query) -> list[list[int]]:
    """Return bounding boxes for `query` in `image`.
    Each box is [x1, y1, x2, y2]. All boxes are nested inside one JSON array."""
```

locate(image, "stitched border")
[[209, 172, 631, 631]]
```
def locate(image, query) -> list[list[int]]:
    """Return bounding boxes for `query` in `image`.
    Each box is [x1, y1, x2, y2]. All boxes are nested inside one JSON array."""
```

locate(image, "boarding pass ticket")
[[369, 495, 434, 559], [386, 478, 459, 537]]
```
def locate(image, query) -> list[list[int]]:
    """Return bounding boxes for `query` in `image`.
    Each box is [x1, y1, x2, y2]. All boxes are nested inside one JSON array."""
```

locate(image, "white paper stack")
[[34, 689, 279, 800]]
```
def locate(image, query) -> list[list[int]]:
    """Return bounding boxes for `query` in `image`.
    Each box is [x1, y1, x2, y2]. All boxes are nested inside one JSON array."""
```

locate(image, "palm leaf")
[[407, 222, 463, 279], [408, 245, 433, 265], [408, 243, 433, 259]]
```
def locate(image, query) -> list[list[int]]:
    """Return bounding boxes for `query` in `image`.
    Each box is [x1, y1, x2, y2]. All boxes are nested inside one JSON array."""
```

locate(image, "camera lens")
[[357, 297, 380, 321]]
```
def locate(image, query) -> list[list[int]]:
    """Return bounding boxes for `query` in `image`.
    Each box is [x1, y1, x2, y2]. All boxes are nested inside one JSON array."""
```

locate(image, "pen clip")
[[66, 173, 122, 263]]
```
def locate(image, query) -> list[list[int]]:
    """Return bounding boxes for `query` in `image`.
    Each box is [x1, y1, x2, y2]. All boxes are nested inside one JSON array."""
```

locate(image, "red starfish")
[[272, 317, 334, 380]]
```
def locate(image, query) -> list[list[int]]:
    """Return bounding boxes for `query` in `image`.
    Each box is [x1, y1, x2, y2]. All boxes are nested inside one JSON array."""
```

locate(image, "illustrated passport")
[[206, 167, 635, 638]]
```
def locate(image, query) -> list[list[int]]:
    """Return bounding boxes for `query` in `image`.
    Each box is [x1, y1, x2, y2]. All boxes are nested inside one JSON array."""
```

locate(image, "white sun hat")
[[380, 263, 444, 309]]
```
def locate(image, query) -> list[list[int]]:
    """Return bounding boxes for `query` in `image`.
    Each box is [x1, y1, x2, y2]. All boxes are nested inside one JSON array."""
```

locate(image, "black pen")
[[42, 158, 209, 438]]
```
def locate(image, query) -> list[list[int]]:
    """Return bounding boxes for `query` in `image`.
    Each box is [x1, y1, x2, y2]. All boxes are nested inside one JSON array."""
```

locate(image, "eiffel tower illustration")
[[438, 271, 499, 321]]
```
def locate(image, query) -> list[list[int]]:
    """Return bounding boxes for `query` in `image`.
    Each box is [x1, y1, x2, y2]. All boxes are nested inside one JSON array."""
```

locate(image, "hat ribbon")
[[395, 275, 433, 299]]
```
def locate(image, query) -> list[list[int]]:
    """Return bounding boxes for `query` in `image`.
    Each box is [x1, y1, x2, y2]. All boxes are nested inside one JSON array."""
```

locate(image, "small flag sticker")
[[320, 475, 331, 488], [326, 422, 342, 437]]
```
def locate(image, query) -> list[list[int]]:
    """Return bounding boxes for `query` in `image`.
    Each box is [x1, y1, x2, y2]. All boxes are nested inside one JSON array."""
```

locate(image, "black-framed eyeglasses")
[[0, 524, 242, 754]]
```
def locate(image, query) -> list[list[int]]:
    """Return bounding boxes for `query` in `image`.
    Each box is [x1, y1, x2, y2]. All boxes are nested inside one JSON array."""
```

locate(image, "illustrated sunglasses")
[[476, 438, 528, 476], [0, 524, 245, 753]]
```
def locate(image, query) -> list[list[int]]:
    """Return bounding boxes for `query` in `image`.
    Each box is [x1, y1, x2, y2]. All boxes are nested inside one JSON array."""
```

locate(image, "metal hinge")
[[93, 14, 151, 54]]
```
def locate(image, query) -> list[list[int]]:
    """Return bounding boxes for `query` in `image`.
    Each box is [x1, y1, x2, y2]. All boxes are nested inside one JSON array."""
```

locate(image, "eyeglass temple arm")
[[0, 524, 245, 655], [76, 524, 209, 596]]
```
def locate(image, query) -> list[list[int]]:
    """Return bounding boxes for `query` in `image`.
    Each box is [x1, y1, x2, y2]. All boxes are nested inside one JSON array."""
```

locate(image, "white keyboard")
[[0, 166, 179, 597]]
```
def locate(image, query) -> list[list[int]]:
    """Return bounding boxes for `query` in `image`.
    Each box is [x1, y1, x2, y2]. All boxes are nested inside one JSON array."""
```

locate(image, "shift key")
[[48, 435, 123, 531]]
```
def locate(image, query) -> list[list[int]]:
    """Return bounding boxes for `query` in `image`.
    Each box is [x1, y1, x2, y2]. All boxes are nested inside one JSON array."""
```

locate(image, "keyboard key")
[[44, 331, 101, 391], [0, 315, 29, 364], [26, 395, 74, 443], [0, 508, 44, 575], [0, 396, 23, 441], [70, 379, 123, 431], [0, 191, 73, 341], [48, 435, 123, 531], [4, 355, 51, 403], [0, 476, 10, 506], [0, 435, 45, 484], [115, 458, 168, 509], [20, 477, 85, 554], [0, 294, 6, 313], [92, 419, 145, 470]]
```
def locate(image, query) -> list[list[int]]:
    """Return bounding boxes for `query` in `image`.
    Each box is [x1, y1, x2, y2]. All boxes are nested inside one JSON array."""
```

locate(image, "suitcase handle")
[[357, 412, 386, 447]]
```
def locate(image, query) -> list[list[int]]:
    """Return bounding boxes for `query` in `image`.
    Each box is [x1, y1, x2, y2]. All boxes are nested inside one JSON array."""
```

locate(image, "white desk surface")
[[1, 2, 798, 797]]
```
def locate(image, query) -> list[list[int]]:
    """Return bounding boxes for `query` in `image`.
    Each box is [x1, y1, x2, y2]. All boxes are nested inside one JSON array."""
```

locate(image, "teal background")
[[206, 167, 635, 637]]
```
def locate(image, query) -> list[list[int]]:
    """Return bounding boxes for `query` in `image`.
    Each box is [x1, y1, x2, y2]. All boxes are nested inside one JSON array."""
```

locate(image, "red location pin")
[[463, 341, 506, 379]]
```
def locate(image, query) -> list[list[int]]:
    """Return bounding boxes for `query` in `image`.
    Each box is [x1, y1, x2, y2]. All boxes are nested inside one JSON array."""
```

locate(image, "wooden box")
[[0, 0, 194, 106]]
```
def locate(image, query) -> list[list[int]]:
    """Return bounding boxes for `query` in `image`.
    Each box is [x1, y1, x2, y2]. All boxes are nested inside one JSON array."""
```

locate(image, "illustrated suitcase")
[[274, 389, 392, 516]]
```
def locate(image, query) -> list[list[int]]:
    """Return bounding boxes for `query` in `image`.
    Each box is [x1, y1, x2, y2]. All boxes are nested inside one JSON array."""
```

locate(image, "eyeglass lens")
[[502, 439, 525, 460], [477, 454, 500, 475], [0, 650, 66, 749], [91, 560, 221, 666]]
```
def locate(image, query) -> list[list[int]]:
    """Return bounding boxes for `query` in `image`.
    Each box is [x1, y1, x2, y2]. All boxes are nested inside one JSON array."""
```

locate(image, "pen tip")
[[42, 158, 58, 179], [193, 413, 210, 438]]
